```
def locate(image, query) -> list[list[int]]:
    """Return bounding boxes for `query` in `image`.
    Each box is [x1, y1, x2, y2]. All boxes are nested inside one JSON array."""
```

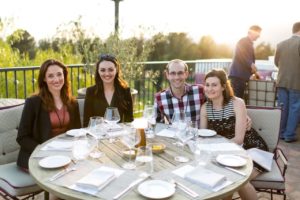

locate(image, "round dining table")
[[29, 124, 253, 200]]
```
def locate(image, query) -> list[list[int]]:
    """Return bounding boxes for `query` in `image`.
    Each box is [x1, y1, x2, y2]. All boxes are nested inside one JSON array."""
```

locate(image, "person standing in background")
[[274, 22, 300, 143], [229, 25, 262, 99]]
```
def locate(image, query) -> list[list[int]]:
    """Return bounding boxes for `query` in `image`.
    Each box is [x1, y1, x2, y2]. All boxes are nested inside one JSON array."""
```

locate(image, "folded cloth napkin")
[[184, 167, 226, 189], [41, 140, 74, 151], [76, 169, 116, 190]]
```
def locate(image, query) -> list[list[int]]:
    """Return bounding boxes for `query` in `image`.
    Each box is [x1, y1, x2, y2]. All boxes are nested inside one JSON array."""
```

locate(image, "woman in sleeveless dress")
[[200, 69, 267, 200]]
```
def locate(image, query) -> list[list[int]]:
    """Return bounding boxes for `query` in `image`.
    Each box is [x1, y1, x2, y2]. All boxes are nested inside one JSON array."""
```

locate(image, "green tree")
[[255, 42, 274, 60], [197, 35, 217, 59], [0, 40, 21, 67], [165, 32, 198, 60], [215, 44, 233, 58], [6, 29, 36, 59]]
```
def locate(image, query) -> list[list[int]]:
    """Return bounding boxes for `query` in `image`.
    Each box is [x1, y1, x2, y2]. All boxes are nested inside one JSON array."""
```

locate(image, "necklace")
[[54, 106, 65, 128], [211, 102, 225, 121]]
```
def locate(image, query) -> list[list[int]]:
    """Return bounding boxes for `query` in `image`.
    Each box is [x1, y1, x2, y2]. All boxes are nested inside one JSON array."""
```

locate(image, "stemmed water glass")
[[121, 126, 141, 169], [104, 107, 120, 142], [143, 105, 156, 138], [88, 116, 104, 158]]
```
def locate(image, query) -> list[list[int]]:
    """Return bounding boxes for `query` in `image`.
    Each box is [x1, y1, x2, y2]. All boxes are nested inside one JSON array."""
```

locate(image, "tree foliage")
[[6, 29, 36, 59], [255, 42, 274, 60], [0, 17, 276, 70]]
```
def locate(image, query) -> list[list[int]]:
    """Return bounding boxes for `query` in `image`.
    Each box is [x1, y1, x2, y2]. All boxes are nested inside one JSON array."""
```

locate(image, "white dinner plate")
[[216, 154, 247, 167], [39, 155, 71, 169], [66, 129, 86, 137], [198, 129, 217, 137], [138, 180, 175, 199]]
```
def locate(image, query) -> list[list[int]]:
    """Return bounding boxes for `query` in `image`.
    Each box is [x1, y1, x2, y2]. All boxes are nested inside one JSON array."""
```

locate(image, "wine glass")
[[121, 126, 141, 169], [104, 107, 120, 124], [104, 107, 120, 142], [143, 105, 156, 138], [88, 116, 104, 158]]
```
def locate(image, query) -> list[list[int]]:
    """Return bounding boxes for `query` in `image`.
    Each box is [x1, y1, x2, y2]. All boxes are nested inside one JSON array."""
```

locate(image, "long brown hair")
[[37, 59, 74, 111], [205, 68, 234, 105], [94, 54, 128, 93]]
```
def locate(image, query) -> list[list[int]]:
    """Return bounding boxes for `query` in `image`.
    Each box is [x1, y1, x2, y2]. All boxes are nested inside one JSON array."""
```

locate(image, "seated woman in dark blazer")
[[83, 54, 133, 127], [16, 59, 81, 170]]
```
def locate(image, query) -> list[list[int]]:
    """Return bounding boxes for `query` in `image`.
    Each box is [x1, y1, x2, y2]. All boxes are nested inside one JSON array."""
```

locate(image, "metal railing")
[[1, 59, 276, 112]]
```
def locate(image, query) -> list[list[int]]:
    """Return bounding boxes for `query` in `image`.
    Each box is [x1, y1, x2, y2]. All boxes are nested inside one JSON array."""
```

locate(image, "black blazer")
[[83, 85, 133, 127], [229, 36, 255, 80], [16, 95, 81, 169]]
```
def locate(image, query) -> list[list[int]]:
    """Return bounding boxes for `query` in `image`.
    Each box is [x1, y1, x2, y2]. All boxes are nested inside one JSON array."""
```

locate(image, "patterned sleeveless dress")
[[206, 99, 268, 151]]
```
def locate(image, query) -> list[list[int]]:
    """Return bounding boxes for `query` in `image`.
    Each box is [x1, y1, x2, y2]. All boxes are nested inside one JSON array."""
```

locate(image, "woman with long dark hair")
[[16, 59, 81, 170], [83, 54, 133, 127]]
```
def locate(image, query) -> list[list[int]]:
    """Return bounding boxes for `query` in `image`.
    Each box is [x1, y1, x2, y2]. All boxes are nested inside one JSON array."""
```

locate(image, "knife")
[[212, 159, 246, 176], [49, 167, 76, 182], [113, 176, 148, 199], [224, 166, 246, 176], [171, 179, 199, 198]]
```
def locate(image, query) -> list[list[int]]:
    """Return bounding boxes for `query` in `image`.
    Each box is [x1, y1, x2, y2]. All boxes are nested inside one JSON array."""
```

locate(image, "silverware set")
[[49, 160, 77, 182], [169, 179, 199, 198]]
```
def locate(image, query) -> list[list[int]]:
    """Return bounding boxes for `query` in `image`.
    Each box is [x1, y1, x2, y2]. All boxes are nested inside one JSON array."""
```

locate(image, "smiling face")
[[166, 61, 189, 90], [98, 60, 117, 85], [44, 64, 65, 94], [204, 76, 225, 100]]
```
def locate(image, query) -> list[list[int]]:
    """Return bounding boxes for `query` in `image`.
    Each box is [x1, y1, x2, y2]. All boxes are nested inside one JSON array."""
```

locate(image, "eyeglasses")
[[99, 54, 116, 61], [168, 71, 186, 77]]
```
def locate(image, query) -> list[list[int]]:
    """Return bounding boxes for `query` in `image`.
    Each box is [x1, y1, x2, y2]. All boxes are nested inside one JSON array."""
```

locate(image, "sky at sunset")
[[0, 0, 299, 47]]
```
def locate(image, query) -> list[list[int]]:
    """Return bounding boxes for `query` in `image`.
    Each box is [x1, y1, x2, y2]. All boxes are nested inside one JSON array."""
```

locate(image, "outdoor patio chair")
[[0, 104, 42, 200], [247, 106, 287, 200]]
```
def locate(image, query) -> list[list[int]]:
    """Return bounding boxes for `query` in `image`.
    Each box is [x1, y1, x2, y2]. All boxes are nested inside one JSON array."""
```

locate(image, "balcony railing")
[[0, 59, 276, 113]]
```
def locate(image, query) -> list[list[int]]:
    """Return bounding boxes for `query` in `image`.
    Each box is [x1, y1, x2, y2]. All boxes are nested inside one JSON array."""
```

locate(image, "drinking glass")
[[171, 111, 187, 146], [143, 105, 156, 138], [187, 140, 208, 166], [188, 121, 199, 139], [135, 145, 154, 175], [121, 126, 140, 169], [88, 116, 104, 158], [104, 107, 120, 124], [171, 112, 190, 162], [72, 138, 93, 161], [104, 107, 120, 142]]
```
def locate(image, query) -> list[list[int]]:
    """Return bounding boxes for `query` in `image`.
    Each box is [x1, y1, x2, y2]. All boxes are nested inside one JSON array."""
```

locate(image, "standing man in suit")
[[229, 25, 262, 99], [275, 22, 300, 143]]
